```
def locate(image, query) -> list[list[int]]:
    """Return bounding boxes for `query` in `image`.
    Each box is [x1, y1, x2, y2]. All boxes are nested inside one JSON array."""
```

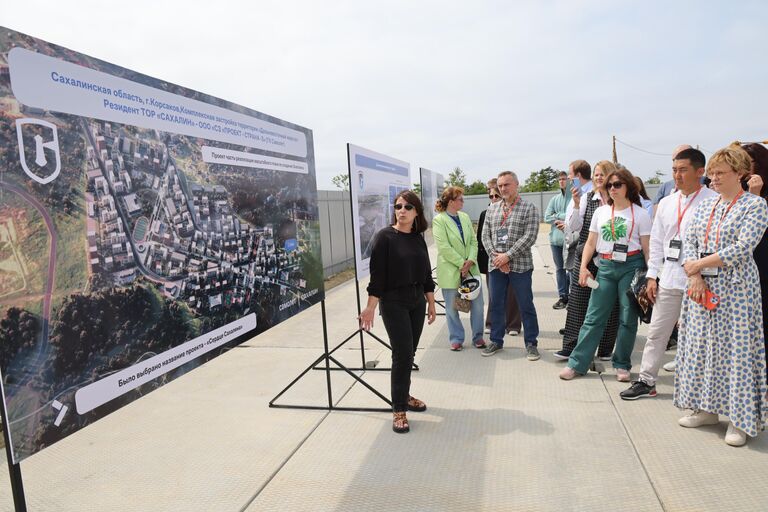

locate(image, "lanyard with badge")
[[700, 190, 743, 277], [496, 195, 519, 244], [666, 187, 702, 262], [610, 204, 635, 262]]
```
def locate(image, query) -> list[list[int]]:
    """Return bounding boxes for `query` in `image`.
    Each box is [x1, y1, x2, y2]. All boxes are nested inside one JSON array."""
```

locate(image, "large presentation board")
[[0, 27, 324, 463], [419, 167, 445, 236], [347, 144, 410, 280]]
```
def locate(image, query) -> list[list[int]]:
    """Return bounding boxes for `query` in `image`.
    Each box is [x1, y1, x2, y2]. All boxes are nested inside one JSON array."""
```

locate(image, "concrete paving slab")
[[1, 233, 765, 512], [247, 331, 664, 512], [606, 349, 768, 512]]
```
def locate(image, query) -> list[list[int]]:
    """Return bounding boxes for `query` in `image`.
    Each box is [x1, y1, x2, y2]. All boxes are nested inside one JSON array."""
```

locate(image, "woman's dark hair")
[[392, 190, 429, 233], [604, 168, 642, 207], [633, 176, 650, 200], [741, 143, 768, 198]]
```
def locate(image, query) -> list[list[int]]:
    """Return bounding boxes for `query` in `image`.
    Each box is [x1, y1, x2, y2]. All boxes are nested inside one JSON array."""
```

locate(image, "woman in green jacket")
[[433, 187, 486, 350]]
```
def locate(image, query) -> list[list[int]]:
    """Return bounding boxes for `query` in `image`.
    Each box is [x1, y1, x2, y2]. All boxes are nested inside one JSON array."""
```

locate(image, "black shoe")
[[620, 381, 657, 401], [558, 328, 566, 336], [553, 349, 571, 361], [553, 298, 568, 310]]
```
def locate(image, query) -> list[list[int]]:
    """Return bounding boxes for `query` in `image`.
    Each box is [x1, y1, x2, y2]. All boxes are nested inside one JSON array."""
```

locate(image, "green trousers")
[[568, 254, 645, 374]]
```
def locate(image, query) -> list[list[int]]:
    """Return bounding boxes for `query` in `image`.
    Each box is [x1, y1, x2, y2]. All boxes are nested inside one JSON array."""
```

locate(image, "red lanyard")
[[611, 204, 635, 242], [676, 187, 703, 236], [703, 190, 743, 250], [501, 195, 520, 227]]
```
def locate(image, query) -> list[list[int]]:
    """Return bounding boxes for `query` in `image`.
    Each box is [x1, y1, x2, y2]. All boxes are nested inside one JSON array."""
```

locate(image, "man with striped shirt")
[[480, 171, 541, 360]]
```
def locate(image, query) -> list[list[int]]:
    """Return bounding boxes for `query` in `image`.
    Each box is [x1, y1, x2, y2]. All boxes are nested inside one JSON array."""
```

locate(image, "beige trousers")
[[639, 286, 683, 386]]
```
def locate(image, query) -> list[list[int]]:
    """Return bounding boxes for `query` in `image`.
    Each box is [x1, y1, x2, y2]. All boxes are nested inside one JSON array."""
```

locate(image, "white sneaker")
[[725, 422, 747, 447], [484, 327, 491, 334], [663, 360, 676, 372], [507, 330, 520, 336], [678, 411, 719, 428], [616, 368, 631, 382]]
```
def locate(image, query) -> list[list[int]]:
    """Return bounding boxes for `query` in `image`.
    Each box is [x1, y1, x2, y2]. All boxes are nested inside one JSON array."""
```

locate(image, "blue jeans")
[[442, 288, 485, 345], [550, 244, 569, 300], [489, 269, 539, 347]]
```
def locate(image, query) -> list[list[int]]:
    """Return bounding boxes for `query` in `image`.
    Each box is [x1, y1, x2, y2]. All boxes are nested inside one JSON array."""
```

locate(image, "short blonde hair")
[[707, 145, 752, 178]]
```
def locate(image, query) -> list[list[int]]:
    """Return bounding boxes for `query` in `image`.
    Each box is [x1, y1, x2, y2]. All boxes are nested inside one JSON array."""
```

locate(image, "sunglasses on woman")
[[394, 203, 414, 211], [489, 194, 501, 199], [606, 181, 625, 190]]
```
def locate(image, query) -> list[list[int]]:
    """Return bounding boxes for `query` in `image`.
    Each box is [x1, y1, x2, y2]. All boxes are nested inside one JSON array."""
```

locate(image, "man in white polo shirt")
[[620, 148, 716, 400]]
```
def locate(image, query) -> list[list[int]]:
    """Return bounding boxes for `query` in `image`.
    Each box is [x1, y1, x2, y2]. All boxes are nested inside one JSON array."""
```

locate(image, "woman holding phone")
[[674, 146, 768, 446]]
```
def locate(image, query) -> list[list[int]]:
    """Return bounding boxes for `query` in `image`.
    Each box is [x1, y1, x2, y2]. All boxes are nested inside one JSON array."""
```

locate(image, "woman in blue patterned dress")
[[675, 145, 768, 446]]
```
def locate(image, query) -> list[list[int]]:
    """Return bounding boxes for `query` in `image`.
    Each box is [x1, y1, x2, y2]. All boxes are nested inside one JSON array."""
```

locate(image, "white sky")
[[3, 0, 767, 189]]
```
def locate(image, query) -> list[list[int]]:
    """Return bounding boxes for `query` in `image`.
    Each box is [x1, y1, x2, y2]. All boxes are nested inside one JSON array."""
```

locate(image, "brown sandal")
[[407, 396, 427, 412], [392, 412, 410, 433]]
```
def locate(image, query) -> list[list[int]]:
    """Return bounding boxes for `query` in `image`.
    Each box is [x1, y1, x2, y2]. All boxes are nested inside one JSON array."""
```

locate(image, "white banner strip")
[[201, 146, 308, 174], [74, 314, 256, 414], [9, 48, 307, 157]]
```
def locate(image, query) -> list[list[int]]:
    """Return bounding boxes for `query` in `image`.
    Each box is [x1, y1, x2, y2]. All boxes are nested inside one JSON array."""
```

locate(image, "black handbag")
[[626, 269, 653, 324]]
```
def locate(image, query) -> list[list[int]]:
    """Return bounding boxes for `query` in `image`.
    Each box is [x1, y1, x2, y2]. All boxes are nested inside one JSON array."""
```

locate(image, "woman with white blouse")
[[560, 167, 652, 381]]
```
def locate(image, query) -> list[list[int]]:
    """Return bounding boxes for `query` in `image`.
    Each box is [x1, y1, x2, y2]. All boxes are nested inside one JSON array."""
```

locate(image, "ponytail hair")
[[434, 186, 465, 212]]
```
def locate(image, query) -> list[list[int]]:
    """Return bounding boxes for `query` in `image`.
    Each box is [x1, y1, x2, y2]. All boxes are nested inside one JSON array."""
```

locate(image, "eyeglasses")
[[606, 181, 625, 190], [394, 203, 414, 211], [489, 194, 500, 199]]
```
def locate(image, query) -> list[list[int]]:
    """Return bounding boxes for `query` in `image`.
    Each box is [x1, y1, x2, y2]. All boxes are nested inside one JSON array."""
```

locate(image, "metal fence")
[[317, 184, 661, 277]]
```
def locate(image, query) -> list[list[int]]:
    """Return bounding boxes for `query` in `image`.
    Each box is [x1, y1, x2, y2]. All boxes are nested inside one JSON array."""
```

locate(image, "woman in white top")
[[560, 167, 652, 381]]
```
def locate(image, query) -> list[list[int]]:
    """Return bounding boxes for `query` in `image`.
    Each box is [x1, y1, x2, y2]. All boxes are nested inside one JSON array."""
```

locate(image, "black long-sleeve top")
[[366, 226, 435, 298], [477, 209, 489, 274]]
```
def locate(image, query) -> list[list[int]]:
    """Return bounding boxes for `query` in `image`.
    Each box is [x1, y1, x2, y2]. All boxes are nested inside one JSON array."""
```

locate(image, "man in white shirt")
[[562, 161, 592, 277], [620, 148, 716, 400]]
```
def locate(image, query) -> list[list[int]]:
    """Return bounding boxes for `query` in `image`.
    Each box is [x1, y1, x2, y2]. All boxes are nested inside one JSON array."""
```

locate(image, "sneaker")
[[484, 327, 491, 334], [481, 342, 502, 357], [663, 360, 676, 372], [597, 354, 612, 361], [553, 298, 568, 310], [473, 339, 487, 349], [450, 343, 463, 351], [526, 345, 540, 361], [553, 349, 571, 361], [678, 411, 719, 428], [616, 368, 631, 382], [559, 366, 578, 380], [620, 381, 657, 401], [558, 328, 566, 335], [507, 329, 520, 336], [725, 422, 747, 447]]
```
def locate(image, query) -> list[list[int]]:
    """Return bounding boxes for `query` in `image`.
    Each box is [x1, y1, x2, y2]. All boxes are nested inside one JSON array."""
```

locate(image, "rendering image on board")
[[0, 27, 324, 462]]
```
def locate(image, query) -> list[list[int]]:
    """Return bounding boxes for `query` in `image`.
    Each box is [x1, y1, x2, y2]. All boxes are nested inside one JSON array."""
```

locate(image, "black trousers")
[[380, 286, 426, 412]]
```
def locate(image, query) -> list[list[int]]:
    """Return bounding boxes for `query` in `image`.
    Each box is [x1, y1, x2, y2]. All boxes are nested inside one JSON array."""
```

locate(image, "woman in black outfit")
[[741, 143, 768, 374], [359, 190, 436, 433]]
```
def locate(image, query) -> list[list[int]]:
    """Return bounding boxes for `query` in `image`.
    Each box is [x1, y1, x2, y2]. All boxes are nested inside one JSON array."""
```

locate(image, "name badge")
[[666, 239, 682, 262], [496, 228, 508, 243], [612, 243, 628, 262], [699, 252, 719, 277]]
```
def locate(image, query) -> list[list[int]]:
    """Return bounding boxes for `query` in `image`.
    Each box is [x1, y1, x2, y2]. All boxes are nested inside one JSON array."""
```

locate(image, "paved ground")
[[1, 233, 766, 511]]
